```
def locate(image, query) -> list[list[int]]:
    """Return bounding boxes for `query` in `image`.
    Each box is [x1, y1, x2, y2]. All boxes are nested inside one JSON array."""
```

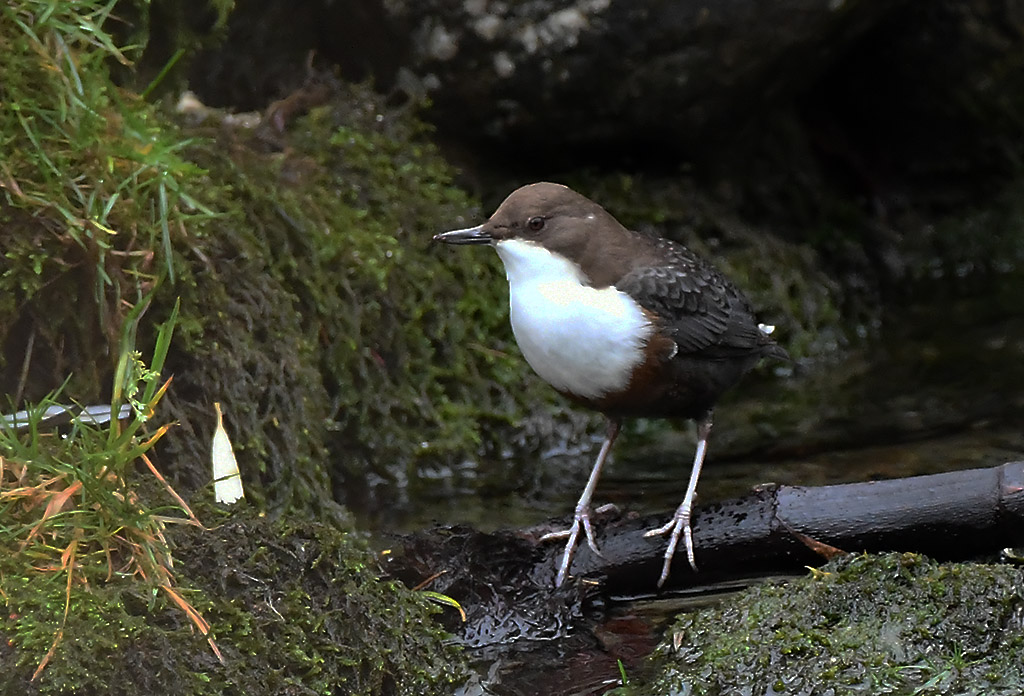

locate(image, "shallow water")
[[360, 420, 1024, 542], [357, 272, 1024, 539]]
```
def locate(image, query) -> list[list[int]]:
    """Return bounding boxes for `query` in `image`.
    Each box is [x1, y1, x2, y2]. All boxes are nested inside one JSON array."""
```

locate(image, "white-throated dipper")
[[434, 182, 787, 587]]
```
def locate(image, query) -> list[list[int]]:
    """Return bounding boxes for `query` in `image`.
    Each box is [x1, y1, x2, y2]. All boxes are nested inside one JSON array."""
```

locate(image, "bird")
[[434, 182, 788, 587]]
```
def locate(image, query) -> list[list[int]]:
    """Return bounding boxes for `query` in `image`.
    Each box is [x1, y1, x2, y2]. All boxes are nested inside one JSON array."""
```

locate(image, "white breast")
[[494, 239, 653, 400]]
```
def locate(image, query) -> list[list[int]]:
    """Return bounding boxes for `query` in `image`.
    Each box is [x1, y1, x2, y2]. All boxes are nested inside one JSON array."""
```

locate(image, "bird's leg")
[[644, 413, 713, 587], [540, 417, 621, 587]]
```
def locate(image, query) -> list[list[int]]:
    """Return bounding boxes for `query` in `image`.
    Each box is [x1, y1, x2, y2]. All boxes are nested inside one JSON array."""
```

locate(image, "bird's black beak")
[[433, 224, 492, 245]]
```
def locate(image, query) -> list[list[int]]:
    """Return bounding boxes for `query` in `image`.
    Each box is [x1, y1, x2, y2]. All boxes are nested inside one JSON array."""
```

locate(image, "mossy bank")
[[0, 2, 486, 692], [0, 0, 557, 518], [0, 510, 465, 695]]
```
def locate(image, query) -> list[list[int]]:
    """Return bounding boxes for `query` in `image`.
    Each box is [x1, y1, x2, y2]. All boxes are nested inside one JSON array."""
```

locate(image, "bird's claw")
[[540, 508, 604, 586], [644, 506, 697, 587]]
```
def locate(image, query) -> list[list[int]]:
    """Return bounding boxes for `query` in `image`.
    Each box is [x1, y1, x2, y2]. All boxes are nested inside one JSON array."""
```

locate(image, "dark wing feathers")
[[615, 243, 765, 357]]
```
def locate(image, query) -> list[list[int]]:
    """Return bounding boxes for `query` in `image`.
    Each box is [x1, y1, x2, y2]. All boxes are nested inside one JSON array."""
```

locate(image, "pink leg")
[[540, 418, 621, 587], [644, 414, 713, 587]]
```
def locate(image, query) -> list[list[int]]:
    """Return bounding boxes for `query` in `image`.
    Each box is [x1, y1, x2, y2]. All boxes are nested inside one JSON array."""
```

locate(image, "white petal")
[[212, 402, 244, 504]]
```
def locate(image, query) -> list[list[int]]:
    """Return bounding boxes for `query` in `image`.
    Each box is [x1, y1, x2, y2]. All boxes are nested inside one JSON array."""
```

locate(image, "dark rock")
[[382, 0, 903, 163], [176, 1, 1024, 202]]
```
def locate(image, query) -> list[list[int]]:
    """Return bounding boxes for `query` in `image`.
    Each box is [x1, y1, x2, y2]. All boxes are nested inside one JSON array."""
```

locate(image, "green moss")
[[1, 513, 465, 695], [174, 512, 466, 696], [646, 553, 1024, 695]]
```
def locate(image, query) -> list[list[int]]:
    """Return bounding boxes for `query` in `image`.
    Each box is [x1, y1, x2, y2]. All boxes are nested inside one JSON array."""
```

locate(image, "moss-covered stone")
[[644, 553, 1024, 695], [1, 511, 465, 695]]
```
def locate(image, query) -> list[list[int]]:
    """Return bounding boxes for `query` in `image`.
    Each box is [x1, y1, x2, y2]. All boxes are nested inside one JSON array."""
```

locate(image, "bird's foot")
[[643, 502, 697, 587], [539, 505, 605, 587]]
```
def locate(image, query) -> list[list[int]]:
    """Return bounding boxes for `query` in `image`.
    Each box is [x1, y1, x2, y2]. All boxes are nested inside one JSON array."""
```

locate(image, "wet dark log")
[[384, 461, 1024, 645], [592, 459, 1024, 595]]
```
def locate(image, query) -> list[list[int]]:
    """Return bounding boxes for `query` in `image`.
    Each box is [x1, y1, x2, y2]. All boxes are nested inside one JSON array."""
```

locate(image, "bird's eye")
[[527, 216, 545, 231]]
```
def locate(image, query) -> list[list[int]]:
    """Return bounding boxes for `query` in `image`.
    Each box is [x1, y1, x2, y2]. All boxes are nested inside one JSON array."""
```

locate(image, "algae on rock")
[[647, 554, 1024, 695]]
